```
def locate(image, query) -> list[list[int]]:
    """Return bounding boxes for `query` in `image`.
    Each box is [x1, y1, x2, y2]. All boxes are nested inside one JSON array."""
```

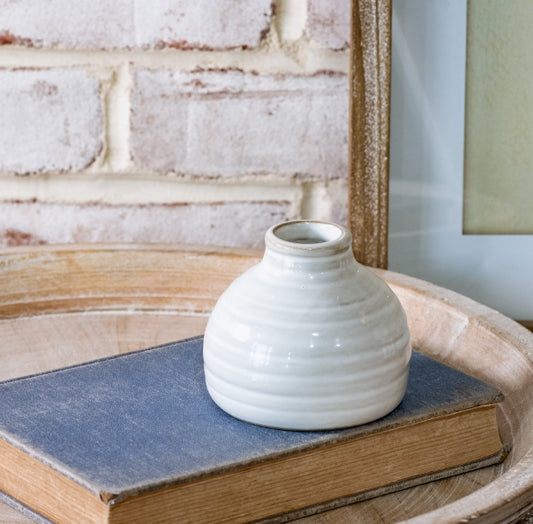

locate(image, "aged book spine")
[[1, 405, 500, 524]]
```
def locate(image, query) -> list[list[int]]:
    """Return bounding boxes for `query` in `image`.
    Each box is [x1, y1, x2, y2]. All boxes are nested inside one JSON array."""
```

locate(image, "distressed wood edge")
[[0, 243, 263, 319], [373, 268, 533, 524], [349, 0, 392, 269], [0, 242, 262, 258], [518, 321, 533, 332], [374, 267, 533, 362]]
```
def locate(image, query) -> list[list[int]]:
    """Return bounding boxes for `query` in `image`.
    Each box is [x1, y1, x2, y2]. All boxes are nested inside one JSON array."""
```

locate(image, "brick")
[[327, 182, 349, 227], [0, 69, 102, 174], [130, 69, 348, 178], [0, 0, 273, 49], [0, 0, 133, 49], [135, 0, 273, 50], [307, 0, 350, 50], [0, 201, 292, 249]]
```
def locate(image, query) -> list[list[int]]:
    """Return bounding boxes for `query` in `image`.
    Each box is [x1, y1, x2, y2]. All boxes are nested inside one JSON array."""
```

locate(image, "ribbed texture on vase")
[[203, 221, 411, 430]]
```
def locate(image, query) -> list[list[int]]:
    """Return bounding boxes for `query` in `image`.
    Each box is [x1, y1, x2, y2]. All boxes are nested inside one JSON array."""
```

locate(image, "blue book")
[[0, 336, 505, 524]]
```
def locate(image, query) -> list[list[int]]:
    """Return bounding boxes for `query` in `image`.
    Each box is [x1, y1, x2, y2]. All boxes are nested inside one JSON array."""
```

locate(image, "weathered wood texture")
[[349, 0, 391, 269], [0, 245, 532, 523]]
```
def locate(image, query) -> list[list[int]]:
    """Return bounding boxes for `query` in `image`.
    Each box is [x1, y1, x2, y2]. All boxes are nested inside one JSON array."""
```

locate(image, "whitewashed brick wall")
[[0, 0, 350, 248]]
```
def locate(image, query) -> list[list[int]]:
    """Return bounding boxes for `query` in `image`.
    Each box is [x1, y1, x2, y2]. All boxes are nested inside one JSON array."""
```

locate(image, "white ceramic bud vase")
[[203, 220, 411, 430]]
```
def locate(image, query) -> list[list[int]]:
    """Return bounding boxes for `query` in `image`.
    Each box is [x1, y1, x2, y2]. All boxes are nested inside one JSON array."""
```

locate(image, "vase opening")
[[272, 221, 343, 245]]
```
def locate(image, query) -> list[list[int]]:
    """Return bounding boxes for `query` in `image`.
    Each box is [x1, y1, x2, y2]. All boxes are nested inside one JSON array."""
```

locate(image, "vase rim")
[[266, 220, 351, 256]]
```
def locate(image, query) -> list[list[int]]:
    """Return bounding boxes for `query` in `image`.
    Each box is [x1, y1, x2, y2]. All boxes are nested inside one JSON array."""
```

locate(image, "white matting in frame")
[[388, 0, 533, 320]]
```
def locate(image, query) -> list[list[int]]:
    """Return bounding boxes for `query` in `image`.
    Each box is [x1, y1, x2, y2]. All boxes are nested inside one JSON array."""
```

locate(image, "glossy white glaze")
[[203, 221, 411, 430]]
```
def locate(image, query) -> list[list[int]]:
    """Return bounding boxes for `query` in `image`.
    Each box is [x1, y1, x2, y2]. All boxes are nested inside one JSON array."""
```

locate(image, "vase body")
[[203, 221, 411, 430]]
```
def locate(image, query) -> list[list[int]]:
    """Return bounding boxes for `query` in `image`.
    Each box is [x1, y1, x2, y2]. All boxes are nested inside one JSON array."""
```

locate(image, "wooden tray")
[[0, 245, 532, 523]]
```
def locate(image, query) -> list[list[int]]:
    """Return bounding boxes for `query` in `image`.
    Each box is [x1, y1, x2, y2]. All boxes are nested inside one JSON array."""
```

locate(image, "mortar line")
[[0, 174, 306, 206], [0, 46, 348, 74], [104, 63, 132, 171], [275, 0, 307, 42]]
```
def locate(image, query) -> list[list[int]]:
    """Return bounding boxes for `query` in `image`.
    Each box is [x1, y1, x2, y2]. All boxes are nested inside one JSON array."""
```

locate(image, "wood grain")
[[0, 439, 108, 524], [0, 245, 532, 523], [349, 0, 391, 269]]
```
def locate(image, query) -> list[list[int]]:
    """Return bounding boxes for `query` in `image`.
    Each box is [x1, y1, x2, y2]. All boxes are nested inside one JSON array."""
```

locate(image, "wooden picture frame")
[[349, 0, 391, 269]]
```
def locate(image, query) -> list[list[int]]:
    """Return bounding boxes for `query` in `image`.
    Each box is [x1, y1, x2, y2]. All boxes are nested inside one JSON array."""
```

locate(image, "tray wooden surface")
[[0, 244, 532, 523]]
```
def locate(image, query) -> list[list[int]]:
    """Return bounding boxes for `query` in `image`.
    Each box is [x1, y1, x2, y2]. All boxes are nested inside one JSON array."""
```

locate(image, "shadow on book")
[[0, 336, 505, 524]]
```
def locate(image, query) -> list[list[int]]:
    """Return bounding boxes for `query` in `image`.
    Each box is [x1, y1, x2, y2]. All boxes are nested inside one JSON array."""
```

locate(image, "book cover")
[[0, 336, 505, 523]]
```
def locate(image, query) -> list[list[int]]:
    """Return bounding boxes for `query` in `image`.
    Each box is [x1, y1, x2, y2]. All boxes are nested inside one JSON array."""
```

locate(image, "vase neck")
[[262, 245, 355, 274], [261, 221, 357, 272], [265, 221, 352, 258]]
